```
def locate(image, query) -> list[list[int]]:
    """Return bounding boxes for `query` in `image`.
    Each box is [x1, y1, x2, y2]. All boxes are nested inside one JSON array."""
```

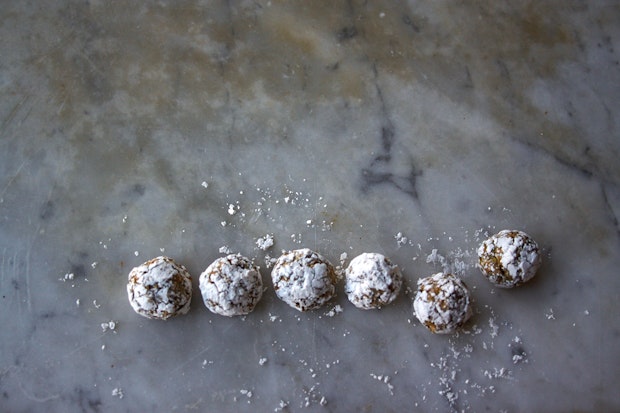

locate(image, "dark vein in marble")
[[511, 135, 596, 180], [601, 183, 620, 238], [336, 26, 357, 42], [361, 65, 421, 198], [402, 14, 421, 33]]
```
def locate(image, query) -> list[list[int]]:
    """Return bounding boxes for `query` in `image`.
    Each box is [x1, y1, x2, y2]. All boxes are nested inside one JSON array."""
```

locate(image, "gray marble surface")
[[1, 1, 619, 412]]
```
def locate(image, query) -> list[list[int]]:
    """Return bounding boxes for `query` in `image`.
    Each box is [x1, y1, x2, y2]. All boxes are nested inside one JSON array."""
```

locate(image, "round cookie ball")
[[344, 253, 402, 309], [271, 248, 337, 312], [413, 272, 472, 334], [477, 229, 541, 288], [127, 256, 192, 320], [199, 254, 263, 317]]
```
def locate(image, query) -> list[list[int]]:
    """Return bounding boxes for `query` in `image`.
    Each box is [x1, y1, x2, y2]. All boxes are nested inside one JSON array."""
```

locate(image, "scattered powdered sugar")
[[370, 373, 395, 395], [394, 232, 412, 247], [299, 384, 327, 408], [60, 272, 74, 282], [483, 367, 514, 380], [256, 234, 274, 251], [101, 320, 117, 333], [263, 254, 277, 268], [426, 248, 472, 279], [510, 336, 528, 364], [274, 399, 289, 412], [219, 245, 233, 254], [258, 357, 268, 366], [111, 388, 124, 399], [324, 304, 343, 317], [488, 317, 499, 339]]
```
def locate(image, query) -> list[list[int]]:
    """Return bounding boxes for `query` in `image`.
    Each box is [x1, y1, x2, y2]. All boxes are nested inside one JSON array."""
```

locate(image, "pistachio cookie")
[[478, 230, 541, 288], [200, 254, 263, 316], [127, 256, 192, 320], [413, 272, 472, 334], [271, 248, 337, 312], [345, 253, 402, 309]]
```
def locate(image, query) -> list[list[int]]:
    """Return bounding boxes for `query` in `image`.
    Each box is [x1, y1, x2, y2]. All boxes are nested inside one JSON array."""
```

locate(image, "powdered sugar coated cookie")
[[477, 230, 541, 288], [271, 248, 336, 312], [199, 254, 263, 316], [345, 253, 402, 309], [127, 256, 192, 320], [413, 272, 472, 334]]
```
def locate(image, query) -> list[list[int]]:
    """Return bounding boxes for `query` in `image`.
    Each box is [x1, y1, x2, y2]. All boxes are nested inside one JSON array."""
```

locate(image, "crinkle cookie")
[[200, 254, 263, 316], [271, 248, 336, 312], [413, 272, 472, 334], [477, 229, 541, 288], [127, 256, 192, 320], [345, 253, 402, 309]]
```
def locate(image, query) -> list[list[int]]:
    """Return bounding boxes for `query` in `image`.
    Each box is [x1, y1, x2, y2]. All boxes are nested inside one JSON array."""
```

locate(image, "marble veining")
[[1, 1, 620, 412]]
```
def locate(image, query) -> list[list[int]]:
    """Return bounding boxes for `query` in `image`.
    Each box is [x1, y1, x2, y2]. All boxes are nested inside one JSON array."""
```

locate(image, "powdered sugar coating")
[[413, 272, 472, 334], [477, 230, 541, 288], [199, 254, 263, 316], [345, 253, 402, 309], [271, 248, 336, 312], [127, 256, 192, 320]]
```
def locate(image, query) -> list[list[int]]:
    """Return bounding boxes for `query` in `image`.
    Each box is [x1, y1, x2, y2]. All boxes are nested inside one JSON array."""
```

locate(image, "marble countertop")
[[1, 1, 619, 412]]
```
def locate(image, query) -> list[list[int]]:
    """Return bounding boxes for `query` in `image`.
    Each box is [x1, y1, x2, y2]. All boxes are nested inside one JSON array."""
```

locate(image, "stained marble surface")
[[1, 1, 620, 412]]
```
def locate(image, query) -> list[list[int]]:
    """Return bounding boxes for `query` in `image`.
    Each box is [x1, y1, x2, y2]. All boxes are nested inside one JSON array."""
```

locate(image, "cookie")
[[477, 230, 541, 288], [413, 272, 472, 334], [199, 254, 263, 316], [345, 253, 402, 309], [271, 248, 336, 312], [127, 256, 192, 320]]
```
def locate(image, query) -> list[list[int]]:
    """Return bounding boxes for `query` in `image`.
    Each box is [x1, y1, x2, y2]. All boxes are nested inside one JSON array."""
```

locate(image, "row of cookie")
[[126, 229, 541, 334]]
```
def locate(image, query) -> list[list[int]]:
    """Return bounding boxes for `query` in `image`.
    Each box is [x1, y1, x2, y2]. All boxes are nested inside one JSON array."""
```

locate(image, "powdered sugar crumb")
[[101, 320, 117, 333], [489, 317, 499, 338], [256, 234, 274, 251], [395, 232, 409, 247], [264, 255, 277, 268], [61, 272, 74, 282], [325, 304, 343, 317], [370, 373, 395, 395]]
